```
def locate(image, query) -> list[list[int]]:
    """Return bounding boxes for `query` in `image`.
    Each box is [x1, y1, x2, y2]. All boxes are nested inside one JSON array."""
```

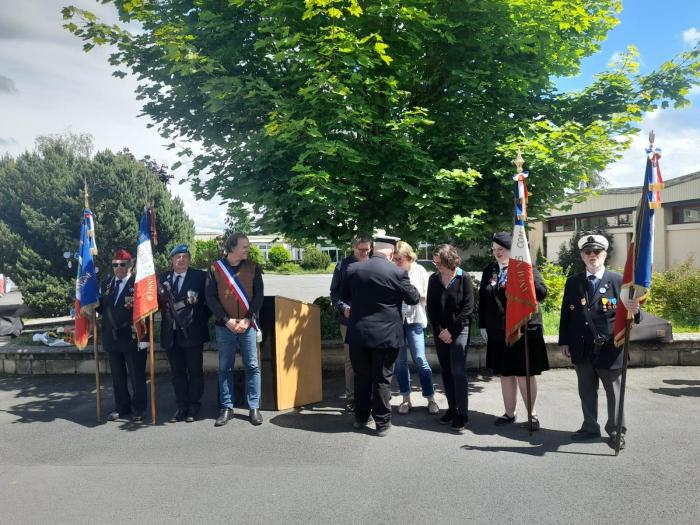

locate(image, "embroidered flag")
[[614, 146, 663, 347], [133, 206, 159, 340], [505, 168, 538, 346], [74, 207, 99, 350], [213, 259, 260, 331]]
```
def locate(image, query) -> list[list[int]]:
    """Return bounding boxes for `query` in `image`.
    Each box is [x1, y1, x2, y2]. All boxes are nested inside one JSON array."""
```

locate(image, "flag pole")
[[149, 313, 157, 424], [92, 312, 102, 422], [513, 152, 534, 435]]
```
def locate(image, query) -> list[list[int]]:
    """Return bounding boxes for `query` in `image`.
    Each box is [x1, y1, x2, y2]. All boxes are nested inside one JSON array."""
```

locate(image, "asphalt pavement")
[[0, 366, 698, 524]]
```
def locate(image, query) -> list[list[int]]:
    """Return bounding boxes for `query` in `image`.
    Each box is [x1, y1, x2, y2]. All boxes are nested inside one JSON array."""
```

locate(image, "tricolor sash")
[[213, 259, 260, 331]]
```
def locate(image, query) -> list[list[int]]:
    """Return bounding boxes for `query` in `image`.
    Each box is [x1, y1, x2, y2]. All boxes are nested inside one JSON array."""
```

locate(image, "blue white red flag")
[[505, 169, 538, 346], [133, 206, 159, 340], [614, 146, 663, 347], [74, 208, 99, 350]]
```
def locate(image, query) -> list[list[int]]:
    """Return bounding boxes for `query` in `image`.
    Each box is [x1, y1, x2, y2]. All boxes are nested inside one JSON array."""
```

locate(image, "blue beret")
[[169, 244, 190, 257]]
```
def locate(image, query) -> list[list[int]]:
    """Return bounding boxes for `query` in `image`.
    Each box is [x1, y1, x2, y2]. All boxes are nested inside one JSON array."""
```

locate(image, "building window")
[[673, 203, 700, 224], [579, 212, 632, 231], [547, 218, 575, 232]]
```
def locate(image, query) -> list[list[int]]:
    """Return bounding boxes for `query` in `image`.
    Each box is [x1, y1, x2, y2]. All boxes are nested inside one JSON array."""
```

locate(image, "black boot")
[[215, 408, 233, 427]]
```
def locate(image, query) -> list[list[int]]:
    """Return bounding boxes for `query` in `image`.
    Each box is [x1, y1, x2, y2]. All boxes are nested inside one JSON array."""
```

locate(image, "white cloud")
[[682, 27, 700, 46], [604, 108, 700, 187]]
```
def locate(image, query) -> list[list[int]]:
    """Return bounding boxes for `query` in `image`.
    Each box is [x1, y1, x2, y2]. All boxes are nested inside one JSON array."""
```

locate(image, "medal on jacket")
[[187, 290, 198, 305], [581, 297, 587, 306], [601, 297, 608, 311]]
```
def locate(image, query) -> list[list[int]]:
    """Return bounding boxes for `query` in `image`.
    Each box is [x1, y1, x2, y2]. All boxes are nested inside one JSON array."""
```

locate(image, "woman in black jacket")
[[479, 232, 549, 430], [426, 244, 474, 432]]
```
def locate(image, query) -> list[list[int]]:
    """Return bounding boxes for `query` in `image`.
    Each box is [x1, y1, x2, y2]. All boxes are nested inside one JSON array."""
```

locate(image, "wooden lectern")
[[258, 296, 323, 410]]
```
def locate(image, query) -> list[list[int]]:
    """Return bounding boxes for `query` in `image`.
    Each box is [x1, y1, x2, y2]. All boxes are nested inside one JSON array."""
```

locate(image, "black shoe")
[[494, 413, 516, 426], [376, 423, 391, 437], [215, 408, 233, 427], [609, 433, 626, 450], [450, 415, 466, 432], [106, 411, 121, 422], [186, 407, 200, 423], [439, 409, 456, 425], [345, 401, 355, 414], [526, 415, 540, 431], [131, 413, 145, 423], [571, 428, 601, 441], [353, 418, 368, 430], [169, 408, 188, 423], [249, 409, 263, 426]]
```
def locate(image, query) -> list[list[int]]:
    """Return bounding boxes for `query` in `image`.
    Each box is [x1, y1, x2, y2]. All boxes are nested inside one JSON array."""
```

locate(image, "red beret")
[[112, 249, 133, 261]]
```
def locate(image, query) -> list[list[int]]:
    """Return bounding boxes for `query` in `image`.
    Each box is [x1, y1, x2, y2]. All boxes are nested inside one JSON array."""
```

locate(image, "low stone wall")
[[1, 335, 698, 375]]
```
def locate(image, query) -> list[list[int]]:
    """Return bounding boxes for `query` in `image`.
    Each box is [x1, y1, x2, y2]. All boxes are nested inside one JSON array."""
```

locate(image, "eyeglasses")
[[583, 249, 603, 255], [112, 262, 128, 268]]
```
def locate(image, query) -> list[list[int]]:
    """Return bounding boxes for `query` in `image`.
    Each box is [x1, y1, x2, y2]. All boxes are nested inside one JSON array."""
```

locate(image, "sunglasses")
[[112, 262, 128, 268], [583, 249, 603, 255]]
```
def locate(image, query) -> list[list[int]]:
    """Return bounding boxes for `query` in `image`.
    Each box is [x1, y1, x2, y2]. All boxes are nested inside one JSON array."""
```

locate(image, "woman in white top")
[[394, 241, 439, 415]]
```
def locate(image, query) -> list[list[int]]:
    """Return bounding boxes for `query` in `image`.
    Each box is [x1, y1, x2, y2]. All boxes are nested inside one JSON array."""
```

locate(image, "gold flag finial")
[[514, 151, 524, 174]]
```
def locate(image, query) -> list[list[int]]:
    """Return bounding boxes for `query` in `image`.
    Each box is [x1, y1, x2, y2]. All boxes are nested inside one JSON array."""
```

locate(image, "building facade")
[[529, 171, 700, 271]]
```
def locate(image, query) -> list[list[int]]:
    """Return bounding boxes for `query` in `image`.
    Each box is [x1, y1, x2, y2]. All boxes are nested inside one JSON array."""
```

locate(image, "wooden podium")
[[258, 296, 323, 410]]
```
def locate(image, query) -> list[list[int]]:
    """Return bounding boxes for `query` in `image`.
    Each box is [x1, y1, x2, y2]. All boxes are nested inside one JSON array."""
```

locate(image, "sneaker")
[[450, 414, 466, 431], [439, 409, 455, 425], [398, 400, 411, 415], [427, 400, 440, 415]]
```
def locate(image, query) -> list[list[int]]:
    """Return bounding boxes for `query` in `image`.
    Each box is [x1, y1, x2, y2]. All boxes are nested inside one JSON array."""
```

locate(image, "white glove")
[[480, 328, 488, 342], [138, 342, 150, 350]]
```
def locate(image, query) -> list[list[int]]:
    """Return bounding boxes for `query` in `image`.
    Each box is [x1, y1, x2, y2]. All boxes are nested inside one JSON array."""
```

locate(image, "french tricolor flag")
[[133, 206, 159, 339]]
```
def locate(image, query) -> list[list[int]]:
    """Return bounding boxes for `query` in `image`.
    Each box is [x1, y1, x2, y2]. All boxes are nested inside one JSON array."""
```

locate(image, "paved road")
[[0, 366, 698, 524]]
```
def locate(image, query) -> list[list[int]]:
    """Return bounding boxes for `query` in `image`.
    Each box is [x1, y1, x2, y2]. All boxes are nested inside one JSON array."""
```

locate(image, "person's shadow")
[[650, 379, 700, 398]]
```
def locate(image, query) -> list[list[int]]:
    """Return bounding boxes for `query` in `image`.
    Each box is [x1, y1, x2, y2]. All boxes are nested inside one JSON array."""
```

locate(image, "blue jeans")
[[216, 326, 260, 410], [395, 323, 435, 397]]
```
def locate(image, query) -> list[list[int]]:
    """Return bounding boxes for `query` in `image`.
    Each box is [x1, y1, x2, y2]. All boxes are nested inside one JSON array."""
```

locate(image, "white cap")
[[578, 234, 609, 251]]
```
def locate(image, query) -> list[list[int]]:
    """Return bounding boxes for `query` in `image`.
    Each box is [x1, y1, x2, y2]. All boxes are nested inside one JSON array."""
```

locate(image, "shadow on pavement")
[[650, 378, 700, 398]]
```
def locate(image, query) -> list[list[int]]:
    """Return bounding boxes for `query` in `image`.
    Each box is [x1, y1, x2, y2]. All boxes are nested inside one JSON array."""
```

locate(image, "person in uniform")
[[205, 233, 264, 427], [329, 233, 372, 413], [340, 234, 419, 436], [559, 234, 640, 450], [98, 249, 147, 423], [158, 244, 210, 423], [479, 232, 549, 430]]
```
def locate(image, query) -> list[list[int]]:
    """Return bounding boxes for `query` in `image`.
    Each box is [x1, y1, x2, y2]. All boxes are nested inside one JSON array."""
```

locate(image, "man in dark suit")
[[341, 234, 420, 436], [158, 244, 210, 423], [98, 249, 147, 423], [559, 234, 640, 450]]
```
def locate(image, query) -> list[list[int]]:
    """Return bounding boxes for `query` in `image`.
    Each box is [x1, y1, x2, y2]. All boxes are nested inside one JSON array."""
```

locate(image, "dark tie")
[[114, 279, 122, 305], [587, 275, 597, 300], [173, 275, 182, 294]]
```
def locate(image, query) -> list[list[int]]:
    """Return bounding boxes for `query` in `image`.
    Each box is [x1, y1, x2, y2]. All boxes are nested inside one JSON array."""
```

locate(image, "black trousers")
[[349, 346, 399, 428], [434, 327, 471, 416], [166, 341, 204, 410], [108, 349, 147, 415]]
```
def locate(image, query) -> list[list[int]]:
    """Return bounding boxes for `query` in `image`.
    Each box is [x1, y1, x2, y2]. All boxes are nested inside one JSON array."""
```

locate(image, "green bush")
[[267, 245, 291, 267], [645, 259, 700, 328], [538, 259, 566, 312], [275, 262, 302, 274], [249, 244, 265, 266], [191, 238, 221, 269], [301, 245, 332, 270], [22, 275, 72, 317], [313, 296, 341, 340]]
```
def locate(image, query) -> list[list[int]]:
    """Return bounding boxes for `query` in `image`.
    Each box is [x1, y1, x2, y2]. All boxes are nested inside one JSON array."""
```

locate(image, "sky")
[[1, 0, 699, 232]]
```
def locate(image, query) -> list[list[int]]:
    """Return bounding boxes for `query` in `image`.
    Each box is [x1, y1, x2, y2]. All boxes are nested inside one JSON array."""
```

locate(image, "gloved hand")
[[480, 328, 488, 342], [138, 341, 150, 350]]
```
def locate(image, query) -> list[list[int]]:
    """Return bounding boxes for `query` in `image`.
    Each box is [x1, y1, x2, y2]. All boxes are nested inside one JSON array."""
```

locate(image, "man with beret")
[[341, 234, 420, 436], [205, 233, 264, 427], [98, 249, 147, 423], [158, 244, 210, 423], [559, 234, 640, 450]]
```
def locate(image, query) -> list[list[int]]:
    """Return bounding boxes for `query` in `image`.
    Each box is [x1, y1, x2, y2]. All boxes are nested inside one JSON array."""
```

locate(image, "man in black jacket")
[[341, 235, 420, 436], [559, 234, 640, 450], [98, 249, 147, 423], [158, 244, 210, 423]]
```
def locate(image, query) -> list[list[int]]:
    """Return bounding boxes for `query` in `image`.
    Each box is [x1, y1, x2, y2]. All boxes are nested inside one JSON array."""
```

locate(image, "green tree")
[[223, 202, 260, 238], [0, 134, 195, 316], [267, 245, 291, 268], [64, 1, 700, 245], [191, 238, 222, 269], [301, 245, 332, 270]]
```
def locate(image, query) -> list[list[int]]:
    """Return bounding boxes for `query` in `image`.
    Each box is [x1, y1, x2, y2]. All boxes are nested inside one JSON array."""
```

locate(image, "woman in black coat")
[[479, 232, 549, 430]]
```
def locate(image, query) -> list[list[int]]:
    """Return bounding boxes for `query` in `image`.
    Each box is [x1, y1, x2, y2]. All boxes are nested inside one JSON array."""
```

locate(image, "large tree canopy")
[[0, 134, 195, 316], [64, 0, 700, 245]]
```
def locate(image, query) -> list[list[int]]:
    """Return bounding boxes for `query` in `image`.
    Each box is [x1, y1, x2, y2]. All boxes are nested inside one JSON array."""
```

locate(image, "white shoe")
[[398, 400, 411, 414], [427, 400, 439, 415]]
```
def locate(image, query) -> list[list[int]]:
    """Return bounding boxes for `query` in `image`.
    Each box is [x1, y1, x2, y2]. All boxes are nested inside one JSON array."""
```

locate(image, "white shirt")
[[403, 263, 429, 328], [172, 271, 187, 293], [586, 267, 606, 281]]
